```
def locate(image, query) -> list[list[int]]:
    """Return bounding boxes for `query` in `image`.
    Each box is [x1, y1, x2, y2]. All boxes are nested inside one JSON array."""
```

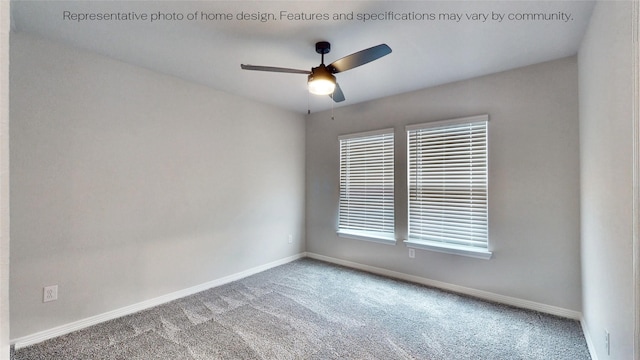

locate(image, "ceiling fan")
[[240, 41, 392, 103]]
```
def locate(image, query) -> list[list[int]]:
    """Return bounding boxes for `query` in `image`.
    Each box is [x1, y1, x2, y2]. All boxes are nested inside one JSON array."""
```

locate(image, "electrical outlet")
[[408, 248, 415, 258], [604, 329, 610, 355], [43, 285, 58, 303], [288, 234, 293, 244]]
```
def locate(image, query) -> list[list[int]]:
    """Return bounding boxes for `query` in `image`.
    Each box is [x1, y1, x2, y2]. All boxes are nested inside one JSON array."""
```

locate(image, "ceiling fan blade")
[[331, 83, 345, 102], [240, 64, 310, 75], [327, 44, 392, 73]]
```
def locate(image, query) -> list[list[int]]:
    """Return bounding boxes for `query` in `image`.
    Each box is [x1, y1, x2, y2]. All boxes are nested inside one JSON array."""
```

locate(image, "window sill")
[[337, 230, 397, 245], [404, 239, 492, 260]]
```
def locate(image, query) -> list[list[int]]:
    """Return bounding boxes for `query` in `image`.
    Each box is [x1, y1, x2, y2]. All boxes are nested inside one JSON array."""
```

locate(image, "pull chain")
[[331, 94, 335, 120]]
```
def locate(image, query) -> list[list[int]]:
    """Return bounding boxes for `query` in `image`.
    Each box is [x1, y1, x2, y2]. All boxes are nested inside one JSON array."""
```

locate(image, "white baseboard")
[[580, 317, 599, 360], [305, 252, 583, 320], [11, 253, 305, 349]]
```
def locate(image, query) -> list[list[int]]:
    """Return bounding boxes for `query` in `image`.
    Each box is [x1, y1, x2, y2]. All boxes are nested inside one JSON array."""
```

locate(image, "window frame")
[[404, 115, 492, 259], [337, 128, 396, 245]]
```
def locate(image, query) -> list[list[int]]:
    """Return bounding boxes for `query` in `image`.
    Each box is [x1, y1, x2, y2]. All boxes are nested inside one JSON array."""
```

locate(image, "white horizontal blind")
[[339, 130, 394, 237], [407, 117, 488, 248]]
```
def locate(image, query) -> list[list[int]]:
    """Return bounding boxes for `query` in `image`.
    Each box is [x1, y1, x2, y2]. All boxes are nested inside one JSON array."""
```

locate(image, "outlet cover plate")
[[43, 285, 58, 302]]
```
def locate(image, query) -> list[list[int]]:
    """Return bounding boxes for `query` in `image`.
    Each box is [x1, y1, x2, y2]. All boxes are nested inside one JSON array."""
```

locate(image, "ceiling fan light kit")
[[308, 65, 336, 95], [241, 41, 392, 103]]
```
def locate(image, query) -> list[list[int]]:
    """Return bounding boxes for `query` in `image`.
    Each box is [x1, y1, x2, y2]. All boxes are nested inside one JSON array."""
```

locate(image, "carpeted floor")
[[13, 258, 591, 359]]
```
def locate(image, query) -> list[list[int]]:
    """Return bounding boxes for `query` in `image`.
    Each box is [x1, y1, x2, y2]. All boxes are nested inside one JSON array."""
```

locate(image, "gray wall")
[[306, 57, 582, 311], [0, 1, 10, 358], [9, 32, 306, 339], [578, 1, 635, 359]]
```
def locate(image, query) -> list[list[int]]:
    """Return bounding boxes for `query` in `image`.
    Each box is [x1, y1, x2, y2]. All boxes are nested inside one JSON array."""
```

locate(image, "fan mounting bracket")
[[315, 41, 331, 55]]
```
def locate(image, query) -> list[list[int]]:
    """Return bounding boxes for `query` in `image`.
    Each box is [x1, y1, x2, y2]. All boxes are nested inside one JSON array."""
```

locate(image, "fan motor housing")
[[308, 64, 335, 82]]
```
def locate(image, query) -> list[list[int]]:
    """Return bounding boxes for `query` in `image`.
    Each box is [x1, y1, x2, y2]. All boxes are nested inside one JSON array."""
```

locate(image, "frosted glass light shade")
[[308, 78, 336, 95]]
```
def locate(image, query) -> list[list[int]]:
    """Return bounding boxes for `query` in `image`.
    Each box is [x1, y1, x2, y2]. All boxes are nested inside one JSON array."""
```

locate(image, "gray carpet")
[[13, 258, 591, 359]]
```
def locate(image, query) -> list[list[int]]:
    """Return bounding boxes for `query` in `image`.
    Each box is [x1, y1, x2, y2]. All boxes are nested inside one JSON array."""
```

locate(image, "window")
[[406, 115, 491, 259], [338, 129, 395, 244]]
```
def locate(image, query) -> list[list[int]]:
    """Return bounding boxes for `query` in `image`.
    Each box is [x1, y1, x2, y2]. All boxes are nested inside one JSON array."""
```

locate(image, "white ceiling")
[[10, 1, 595, 114]]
